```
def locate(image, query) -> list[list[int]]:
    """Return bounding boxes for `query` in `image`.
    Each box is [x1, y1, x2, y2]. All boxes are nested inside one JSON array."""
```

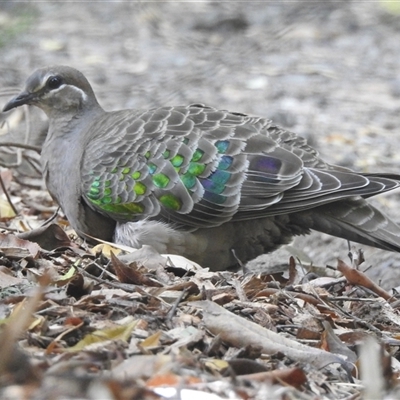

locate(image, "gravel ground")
[[2, 1, 400, 287]]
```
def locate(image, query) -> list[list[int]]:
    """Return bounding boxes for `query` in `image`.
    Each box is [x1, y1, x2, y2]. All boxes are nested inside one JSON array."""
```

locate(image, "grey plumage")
[[3, 65, 400, 270]]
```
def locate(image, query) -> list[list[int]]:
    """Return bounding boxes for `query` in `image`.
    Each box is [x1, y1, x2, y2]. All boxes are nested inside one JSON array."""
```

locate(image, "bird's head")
[[2, 66, 100, 118]]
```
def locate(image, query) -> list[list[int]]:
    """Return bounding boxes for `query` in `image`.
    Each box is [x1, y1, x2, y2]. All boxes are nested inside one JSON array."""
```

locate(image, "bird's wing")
[[81, 104, 400, 228]]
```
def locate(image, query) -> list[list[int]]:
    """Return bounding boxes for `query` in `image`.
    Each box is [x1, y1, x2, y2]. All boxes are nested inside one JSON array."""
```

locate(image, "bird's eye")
[[47, 76, 64, 90]]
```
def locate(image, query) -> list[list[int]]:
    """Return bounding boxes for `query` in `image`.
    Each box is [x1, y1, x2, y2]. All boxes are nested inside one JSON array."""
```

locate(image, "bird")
[[3, 65, 400, 271]]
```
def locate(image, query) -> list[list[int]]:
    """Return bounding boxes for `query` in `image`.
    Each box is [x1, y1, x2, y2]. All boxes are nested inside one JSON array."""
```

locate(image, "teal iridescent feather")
[[86, 134, 236, 216]]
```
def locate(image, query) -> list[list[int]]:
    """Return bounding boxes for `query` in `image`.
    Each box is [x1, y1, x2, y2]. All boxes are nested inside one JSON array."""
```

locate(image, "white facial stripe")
[[69, 85, 88, 101], [43, 83, 88, 102]]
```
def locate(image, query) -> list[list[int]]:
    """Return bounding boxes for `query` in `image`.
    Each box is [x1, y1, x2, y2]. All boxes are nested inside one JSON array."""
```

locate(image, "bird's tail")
[[293, 197, 400, 252]]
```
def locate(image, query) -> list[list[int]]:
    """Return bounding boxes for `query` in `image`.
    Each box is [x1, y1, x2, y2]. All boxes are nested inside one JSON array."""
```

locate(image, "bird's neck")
[[46, 103, 104, 139], [40, 105, 105, 233]]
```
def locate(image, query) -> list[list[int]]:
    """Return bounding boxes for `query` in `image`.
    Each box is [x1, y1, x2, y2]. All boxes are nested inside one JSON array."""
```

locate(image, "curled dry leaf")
[[321, 321, 357, 364], [337, 259, 392, 301], [238, 366, 307, 389], [17, 223, 74, 251], [254, 287, 324, 307], [110, 251, 163, 287]]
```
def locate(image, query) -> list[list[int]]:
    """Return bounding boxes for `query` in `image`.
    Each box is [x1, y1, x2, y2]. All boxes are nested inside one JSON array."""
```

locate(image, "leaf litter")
[[1, 160, 400, 399]]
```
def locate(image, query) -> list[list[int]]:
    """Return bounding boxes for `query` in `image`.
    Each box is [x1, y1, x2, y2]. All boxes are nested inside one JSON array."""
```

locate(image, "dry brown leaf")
[[0, 232, 41, 258], [238, 366, 307, 389], [146, 373, 201, 388], [338, 330, 371, 346], [164, 281, 199, 294], [111, 251, 163, 286], [296, 327, 321, 340], [18, 223, 74, 251], [0, 269, 27, 288], [320, 321, 357, 364], [337, 259, 392, 301], [254, 287, 323, 307], [286, 256, 298, 286]]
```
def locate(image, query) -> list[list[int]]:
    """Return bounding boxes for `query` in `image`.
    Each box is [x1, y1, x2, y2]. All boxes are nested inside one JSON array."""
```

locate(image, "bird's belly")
[[113, 215, 308, 270]]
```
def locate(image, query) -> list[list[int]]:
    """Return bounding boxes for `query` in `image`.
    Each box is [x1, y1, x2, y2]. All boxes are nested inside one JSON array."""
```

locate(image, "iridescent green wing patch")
[[82, 105, 250, 226], [86, 165, 149, 218]]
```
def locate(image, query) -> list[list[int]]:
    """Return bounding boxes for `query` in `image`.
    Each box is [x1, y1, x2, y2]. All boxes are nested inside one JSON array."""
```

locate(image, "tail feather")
[[294, 198, 400, 252]]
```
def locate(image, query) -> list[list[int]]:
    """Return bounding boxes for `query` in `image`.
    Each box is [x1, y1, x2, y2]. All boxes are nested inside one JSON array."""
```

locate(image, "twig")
[[325, 297, 381, 302], [0, 172, 18, 215], [0, 224, 19, 232], [23, 105, 31, 145], [166, 288, 188, 323], [0, 142, 41, 153]]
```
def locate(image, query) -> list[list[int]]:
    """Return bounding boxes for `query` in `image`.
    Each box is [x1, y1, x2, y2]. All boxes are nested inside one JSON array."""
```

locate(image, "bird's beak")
[[2, 91, 37, 112]]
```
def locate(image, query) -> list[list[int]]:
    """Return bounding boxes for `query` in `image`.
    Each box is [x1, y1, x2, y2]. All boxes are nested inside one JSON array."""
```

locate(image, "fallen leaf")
[[337, 259, 392, 301], [111, 251, 162, 287], [0, 196, 16, 218], [238, 367, 307, 389], [140, 331, 162, 349], [0, 269, 27, 288], [0, 232, 41, 258], [18, 223, 74, 251], [321, 321, 357, 363], [194, 300, 352, 371], [67, 320, 138, 352]]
